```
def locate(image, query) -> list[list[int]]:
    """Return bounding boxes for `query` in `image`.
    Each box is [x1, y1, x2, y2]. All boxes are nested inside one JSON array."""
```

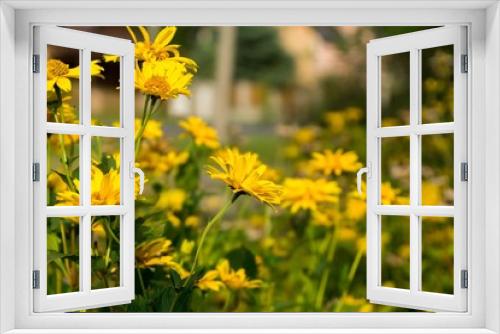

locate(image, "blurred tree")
[[235, 27, 294, 88]]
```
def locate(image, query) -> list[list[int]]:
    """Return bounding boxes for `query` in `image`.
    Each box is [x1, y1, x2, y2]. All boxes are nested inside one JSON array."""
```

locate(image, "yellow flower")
[[341, 295, 374, 312], [126, 26, 198, 70], [135, 238, 171, 265], [346, 196, 367, 221], [422, 181, 443, 205], [56, 165, 142, 206], [337, 227, 358, 241], [166, 212, 181, 228], [197, 269, 224, 292], [179, 116, 220, 149], [311, 206, 342, 227], [381, 182, 409, 205], [137, 142, 189, 174], [91, 221, 106, 238], [217, 260, 262, 290], [345, 186, 367, 221], [47, 172, 68, 193], [180, 240, 195, 255], [56, 189, 80, 207], [135, 238, 177, 268], [185, 215, 200, 228], [135, 60, 193, 100], [206, 148, 282, 206], [293, 126, 317, 145], [155, 188, 186, 212], [47, 133, 79, 147], [309, 149, 362, 176], [281, 178, 341, 214], [324, 112, 345, 134], [90, 166, 121, 205], [47, 59, 104, 92], [135, 118, 163, 141]]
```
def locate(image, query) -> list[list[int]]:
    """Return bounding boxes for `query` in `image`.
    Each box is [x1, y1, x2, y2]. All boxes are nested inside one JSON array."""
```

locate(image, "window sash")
[[366, 26, 468, 312], [32, 26, 135, 312]]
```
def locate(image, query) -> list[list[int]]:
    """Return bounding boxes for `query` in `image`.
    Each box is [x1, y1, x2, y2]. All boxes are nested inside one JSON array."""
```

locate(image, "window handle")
[[130, 162, 145, 195], [356, 163, 371, 194]]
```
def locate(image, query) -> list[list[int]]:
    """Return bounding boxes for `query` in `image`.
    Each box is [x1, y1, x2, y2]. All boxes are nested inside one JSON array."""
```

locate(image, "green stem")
[[189, 196, 236, 275], [137, 267, 146, 294], [51, 87, 76, 192], [223, 290, 234, 312], [135, 96, 163, 157], [334, 247, 364, 312], [315, 227, 339, 310], [134, 95, 151, 156], [59, 223, 69, 271]]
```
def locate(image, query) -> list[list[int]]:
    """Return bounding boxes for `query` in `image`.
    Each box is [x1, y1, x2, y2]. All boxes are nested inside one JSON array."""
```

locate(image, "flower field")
[[45, 26, 455, 312]]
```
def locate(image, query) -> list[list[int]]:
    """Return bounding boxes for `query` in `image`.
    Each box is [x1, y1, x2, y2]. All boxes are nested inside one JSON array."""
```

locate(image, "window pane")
[[381, 52, 410, 127], [47, 134, 80, 206], [421, 216, 454, 294], [47, 217, 80, 295], [421, 134, 454, 206], [46, 45, 80, 124], [381, 215, 410, 289], [91, 137, 121, 205], [91, 52, 120, 127], [380, 137, 410, 204], [421, 45, 454, 124], [91, 215, 120, 289]]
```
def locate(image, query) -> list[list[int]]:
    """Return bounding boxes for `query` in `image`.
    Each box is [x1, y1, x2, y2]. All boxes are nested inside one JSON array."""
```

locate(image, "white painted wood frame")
[[366, 26, 468, 312], [0, 1, 499, 333], [32, 26, 135, 312]]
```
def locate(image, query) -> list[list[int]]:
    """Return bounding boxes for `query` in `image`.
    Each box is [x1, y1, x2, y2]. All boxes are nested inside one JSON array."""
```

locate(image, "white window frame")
[[0, 1, 499, 333], [365, 26, 468, 312], [32, 26, 136, 312]]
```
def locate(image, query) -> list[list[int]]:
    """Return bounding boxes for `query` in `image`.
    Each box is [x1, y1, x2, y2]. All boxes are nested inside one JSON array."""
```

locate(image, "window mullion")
[[409, 48, 421, 293], [80, 48, 91, 294]]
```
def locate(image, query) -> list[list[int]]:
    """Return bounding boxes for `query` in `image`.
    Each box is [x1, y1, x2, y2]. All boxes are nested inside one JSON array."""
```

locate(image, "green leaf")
[[47, 250, 78, 264]]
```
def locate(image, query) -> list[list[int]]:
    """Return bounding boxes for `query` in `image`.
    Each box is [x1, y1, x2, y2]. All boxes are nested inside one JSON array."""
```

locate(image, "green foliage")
[[235, 27, 294, 88]]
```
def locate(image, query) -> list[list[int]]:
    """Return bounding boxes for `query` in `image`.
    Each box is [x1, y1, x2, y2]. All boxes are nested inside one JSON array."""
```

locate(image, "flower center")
[[144, 76, 171, 97], [47, 59, 69, 79]]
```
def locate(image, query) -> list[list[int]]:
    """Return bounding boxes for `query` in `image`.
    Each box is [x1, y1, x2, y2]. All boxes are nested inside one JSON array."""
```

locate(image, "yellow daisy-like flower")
[[56, 165, 142, 207], [196, 269, 224, 292], [185, 215, 200, 228], [281, 178, 341, 214], [179, 116, 220, 149], [180, 240, 195, 255], [206, 148, 282, 206], [56, 188, 80, 207], [137, 142, 189, 174], [155, 188, 187, 212], [47, 172, 68, 193], [135, 238, 172, 268], [311, 206, 342, 227], [90, 166, 121, 205], [135, 60, 194, 100], [309, 149, 362, 176], [293, 126, 317, 145], [47, 59, 104, 92], [135, 118, 163, 141], [381, 181, 409, 205], [127, 26, 198, 69], [345, 192, 367, 221], [324, 111, 346, 134], [216, 260, 262, 290]]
